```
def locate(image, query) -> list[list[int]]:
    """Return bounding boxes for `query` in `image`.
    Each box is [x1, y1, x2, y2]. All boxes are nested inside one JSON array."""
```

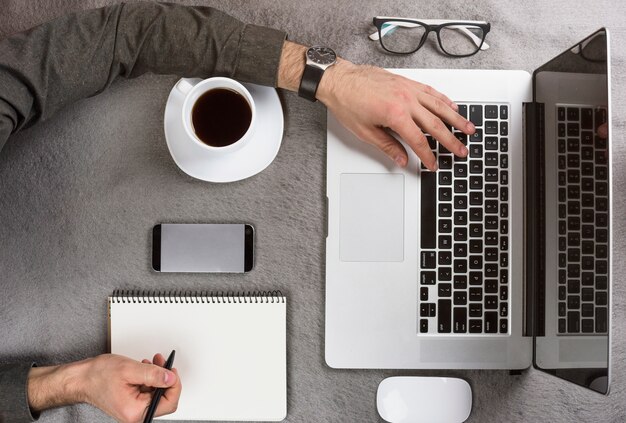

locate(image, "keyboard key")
[[485, 200, 498, 214], [469, 271, 482, 286], [567, 295, 580, 309], [485, 121, 498, 134], [454, 227, 467, 241], [454, 243, 467, 257], [439, 219, 452, 233], [469, 319, 482, 333], [420, 271, 436, 285], [582, 303, 594, 317], [454, 180, 468, 194], [458, 104, 467, 118], [438, 235, 452, 249], [469, 255, 483, 269], [469, 144, 483, 158], [420, 319, 428, 333], [438, 251, 452, 266], [438, 283, 452, 297], [485, 184, 498, 198], [438, 300, 452, 333], [499, 319, 508, 334], [582, 319, 594, 333], [485, 279, 498, 293], [557, 107, 565, 121], [500, 302, 508, 317], [596, 307, 607, 332], [485, 248, 498, 262], [559, 287, 566, 302], [500, 154, 508, 169], [596, 276, 607, 290], [453, 308, 467, 333], [469, 105, 483, 126], [485, 312, 498, 333], [469, 176, 483, 190], [558, 318, 566, 333], [469, 288, 482, 301], [567, 107, 579, 121], [567, 123, 579, 136], [568, 279, 580, 294], [420, 303, 430, 317], [469, 160, 483, 174], [485, 105, 498, 119], [485, 296, 498, 309], [439, 187, 452, 201], [454, 275, 467, 290], [469, 303, 482, 317], [439, 155, 452, 169], [485, 137, 498, 150], [581, 108, 593, 129], [500, 105, 508, 120], [454, 163, 468, 178], [420, 172, 437, 248], [469, 239, 482, 253], [568, 311, 580, 333], [596, 291, 607, 306], [438, 267, 452, 281], [439, 203, 452, 217], [454, 291, 467, 305], [485, 153, 498, 166], [500, 122, 508, 136], [558, 301, 566, 315], [581, 288, 594, 302], [469, 128, 483, 143], [429, 303, 436, 316], [439, 171, 452, 185], [500, 138, 508, 153], [421, 252, 437, 269]]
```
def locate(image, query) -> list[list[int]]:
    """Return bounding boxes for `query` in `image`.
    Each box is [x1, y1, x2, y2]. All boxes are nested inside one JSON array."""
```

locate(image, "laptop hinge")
[[523, 101, 545, 339]]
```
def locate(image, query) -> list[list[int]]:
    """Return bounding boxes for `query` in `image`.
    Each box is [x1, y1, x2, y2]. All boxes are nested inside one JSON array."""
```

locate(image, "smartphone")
[[152, 223, 254, 272]]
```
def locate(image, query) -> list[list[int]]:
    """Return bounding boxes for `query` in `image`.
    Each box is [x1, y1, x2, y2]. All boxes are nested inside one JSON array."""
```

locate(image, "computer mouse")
[[376, 376, 472, 423]]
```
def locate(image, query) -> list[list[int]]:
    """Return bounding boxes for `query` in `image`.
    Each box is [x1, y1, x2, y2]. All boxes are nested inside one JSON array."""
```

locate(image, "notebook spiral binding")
[[110, 289, 285, 304]]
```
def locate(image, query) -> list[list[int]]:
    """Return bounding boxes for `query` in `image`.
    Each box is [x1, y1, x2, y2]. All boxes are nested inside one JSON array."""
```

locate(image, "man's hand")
[[277, 41, 473, 170], [28, 353, 182, 423]]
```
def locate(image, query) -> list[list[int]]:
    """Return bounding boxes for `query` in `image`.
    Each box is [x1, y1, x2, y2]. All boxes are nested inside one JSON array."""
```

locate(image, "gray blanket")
[[1, 0, 625, 421]]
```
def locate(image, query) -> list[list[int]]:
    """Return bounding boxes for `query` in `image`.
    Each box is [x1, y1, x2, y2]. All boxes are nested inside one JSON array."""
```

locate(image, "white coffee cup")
[[176, 77, 256, 155]]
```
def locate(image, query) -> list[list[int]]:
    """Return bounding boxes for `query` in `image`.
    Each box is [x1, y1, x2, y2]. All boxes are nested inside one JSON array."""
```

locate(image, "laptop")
[[325, 29, 612, 394]]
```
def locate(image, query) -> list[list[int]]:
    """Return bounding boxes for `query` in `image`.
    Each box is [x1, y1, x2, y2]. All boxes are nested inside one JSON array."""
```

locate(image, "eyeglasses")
[[370, 17, 491, 57]]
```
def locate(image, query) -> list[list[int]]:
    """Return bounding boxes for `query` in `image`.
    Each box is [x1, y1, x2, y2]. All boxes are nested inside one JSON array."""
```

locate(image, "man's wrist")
[[27, 360, 89, 412]]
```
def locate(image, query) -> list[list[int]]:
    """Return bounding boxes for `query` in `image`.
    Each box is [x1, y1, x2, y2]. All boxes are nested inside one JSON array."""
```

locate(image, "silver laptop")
[[325, 29, 612, 394]]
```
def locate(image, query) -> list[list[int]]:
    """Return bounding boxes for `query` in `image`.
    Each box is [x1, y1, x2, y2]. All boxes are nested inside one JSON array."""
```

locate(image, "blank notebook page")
[[109, 292, 287, 421]]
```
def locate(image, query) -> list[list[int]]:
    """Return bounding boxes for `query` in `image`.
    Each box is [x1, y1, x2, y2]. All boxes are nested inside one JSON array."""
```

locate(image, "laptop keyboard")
[[555, 104, 609, 335], [418, 103, 510, 335]]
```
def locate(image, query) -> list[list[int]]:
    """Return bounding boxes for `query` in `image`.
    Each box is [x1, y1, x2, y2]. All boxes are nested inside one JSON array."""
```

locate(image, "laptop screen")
[[531, 29, 610, 394]]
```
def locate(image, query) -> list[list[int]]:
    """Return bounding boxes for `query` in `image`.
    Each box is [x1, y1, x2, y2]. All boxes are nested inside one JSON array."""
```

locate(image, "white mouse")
[[376, 376, 472, 423]]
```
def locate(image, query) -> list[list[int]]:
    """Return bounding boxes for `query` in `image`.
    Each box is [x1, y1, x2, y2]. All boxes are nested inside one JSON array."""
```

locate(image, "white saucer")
[[164, 78, 284, 182]]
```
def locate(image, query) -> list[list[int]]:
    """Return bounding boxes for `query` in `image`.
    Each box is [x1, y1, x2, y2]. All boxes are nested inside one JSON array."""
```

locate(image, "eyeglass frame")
[[371, 17, 491, 57]]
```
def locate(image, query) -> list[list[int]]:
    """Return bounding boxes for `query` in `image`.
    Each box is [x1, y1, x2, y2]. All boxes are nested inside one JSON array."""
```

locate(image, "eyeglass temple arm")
[[369, 19, 490, 50]]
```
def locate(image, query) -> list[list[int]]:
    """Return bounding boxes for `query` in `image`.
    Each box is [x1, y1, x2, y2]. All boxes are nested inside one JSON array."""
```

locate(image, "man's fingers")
[[368, 127, 409, 167], [388, 115, 437, 170], [419, 94, 475, 135], [152, 353, 166, 367], [155, 368, 182, 417], [125, 362, 177, 388], [597, 122, 608, 139], [414, 81, 458, 111], [412, 105, 467, 158]]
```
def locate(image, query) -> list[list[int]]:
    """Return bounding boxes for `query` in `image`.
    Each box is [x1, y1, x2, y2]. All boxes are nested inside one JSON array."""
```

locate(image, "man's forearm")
[[0, 1, 286, 150], [27, 363, 85, 412], [276, 40, 354, 105]]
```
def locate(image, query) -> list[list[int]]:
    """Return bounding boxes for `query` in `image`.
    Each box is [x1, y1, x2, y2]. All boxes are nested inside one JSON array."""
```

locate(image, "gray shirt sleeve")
[[0, 363, 38, 422], [0, 2, 286, 421], [0, 1, 286, 152]]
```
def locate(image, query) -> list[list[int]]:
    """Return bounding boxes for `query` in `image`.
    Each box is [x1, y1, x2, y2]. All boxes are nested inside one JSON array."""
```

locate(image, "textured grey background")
[[0, 0, 625, 422]]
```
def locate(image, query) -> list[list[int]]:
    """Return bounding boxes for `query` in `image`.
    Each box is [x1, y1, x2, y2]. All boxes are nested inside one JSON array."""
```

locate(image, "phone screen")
[[152, 224, 254, 273]]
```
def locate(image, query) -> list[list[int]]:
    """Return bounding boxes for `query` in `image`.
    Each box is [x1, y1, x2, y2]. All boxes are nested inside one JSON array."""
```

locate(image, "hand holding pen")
[[143, 350, 177, 423]]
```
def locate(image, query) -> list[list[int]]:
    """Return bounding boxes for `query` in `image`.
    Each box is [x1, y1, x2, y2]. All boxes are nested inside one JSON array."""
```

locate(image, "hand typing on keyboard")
[[317, 62, 474, 170]]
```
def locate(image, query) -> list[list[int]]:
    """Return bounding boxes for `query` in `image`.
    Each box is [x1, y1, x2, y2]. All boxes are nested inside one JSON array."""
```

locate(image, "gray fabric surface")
[[0, 0, 624, 422]]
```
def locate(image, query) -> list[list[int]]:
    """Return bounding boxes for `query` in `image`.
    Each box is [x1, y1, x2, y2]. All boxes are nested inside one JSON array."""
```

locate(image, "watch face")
[[307, 46, 337, 66]]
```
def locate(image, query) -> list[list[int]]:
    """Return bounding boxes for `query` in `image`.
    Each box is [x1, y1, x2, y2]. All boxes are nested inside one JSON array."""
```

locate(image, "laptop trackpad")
[[339, 173, 404, 262]]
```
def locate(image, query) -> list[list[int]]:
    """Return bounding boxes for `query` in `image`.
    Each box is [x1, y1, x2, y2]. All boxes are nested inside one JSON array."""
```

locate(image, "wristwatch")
[[298, 46, 337, 102]]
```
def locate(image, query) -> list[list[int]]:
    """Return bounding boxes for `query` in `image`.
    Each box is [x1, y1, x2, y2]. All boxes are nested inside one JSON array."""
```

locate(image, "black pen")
[[143, 350, 176, 423]]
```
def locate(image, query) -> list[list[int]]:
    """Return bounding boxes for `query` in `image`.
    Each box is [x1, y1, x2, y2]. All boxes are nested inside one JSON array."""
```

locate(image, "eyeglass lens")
[[379, 21, 485, 56]]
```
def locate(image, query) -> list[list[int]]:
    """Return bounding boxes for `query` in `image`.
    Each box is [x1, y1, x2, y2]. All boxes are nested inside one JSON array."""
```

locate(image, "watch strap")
[[298, 64, 325, 102]]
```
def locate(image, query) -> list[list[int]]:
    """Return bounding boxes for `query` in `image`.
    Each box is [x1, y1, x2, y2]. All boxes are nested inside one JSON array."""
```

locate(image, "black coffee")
[[191, 88, 252, 147]]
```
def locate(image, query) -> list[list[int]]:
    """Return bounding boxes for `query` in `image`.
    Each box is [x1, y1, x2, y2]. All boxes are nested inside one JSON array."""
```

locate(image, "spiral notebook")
[[108, 290, 287, 421]]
